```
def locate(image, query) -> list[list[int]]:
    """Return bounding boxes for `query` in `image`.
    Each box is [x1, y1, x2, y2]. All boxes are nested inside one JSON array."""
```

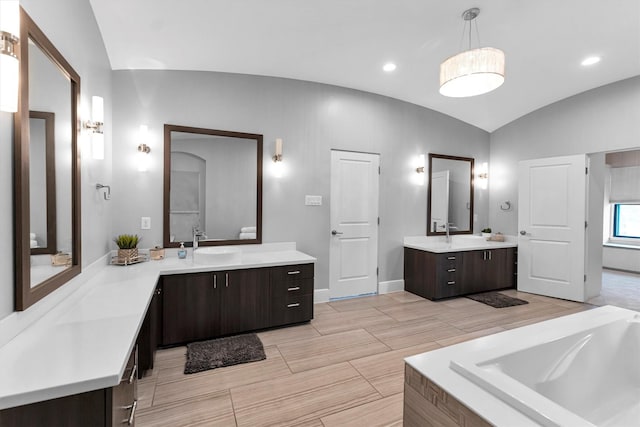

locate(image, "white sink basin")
[[193, 247, 242, 265]]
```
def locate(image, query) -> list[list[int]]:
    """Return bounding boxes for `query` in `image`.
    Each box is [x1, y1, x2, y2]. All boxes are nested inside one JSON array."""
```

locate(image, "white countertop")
[[0, 243, 315, 410], [404, 234, 517, 253]]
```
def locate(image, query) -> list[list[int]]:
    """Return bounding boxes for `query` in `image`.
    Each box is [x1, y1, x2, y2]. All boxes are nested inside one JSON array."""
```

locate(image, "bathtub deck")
[[133, 289, 590, 426]]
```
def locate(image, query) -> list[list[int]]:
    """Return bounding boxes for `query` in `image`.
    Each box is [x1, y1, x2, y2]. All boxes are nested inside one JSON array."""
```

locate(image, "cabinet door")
[[137, 285, 161, 376], [162, 272, 217, 345], [218, 269, 270, 336], [484, 248, 515, 290]]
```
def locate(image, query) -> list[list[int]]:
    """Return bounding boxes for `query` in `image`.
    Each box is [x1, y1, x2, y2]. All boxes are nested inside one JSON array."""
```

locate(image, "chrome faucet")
[[192, 227, 207, 250], [439, 223, 458, 243]]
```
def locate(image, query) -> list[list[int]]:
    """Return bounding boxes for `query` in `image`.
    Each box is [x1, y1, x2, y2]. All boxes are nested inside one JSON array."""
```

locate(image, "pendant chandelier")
[[439, 8, 505, 98]]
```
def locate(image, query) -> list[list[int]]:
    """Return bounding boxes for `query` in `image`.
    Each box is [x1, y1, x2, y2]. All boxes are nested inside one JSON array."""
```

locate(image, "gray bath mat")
[[184, 333, 266, 374], [466, 291, 529, 308]]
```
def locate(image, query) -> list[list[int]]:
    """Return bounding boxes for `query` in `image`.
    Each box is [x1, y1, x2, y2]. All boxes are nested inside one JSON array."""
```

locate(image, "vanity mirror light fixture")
[[477, 161, 489, 190], [137, 124, 151, 172], [0, 0, 20, 112], [413, 154, 426, 186], [272, 138, 284, 178], [83, 95, 104, 159]]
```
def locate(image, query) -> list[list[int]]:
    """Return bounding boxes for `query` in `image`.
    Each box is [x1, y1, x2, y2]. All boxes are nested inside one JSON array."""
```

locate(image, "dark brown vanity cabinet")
[[160, 264, 314, 346], [270, 264, 314, 327], [0, 347, 138, 427], [404, 247, 515, 300]]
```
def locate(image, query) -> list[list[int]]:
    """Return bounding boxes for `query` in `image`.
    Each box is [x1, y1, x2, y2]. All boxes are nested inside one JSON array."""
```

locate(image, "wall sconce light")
[[413, 154, 426, 186], [137, 125, 150, 172], [415, 154, 425, 174], [273, 138, 283, 162], [0, 1, 20, 113], [477, 162, 489, 190], [84, 96, 105, 159]]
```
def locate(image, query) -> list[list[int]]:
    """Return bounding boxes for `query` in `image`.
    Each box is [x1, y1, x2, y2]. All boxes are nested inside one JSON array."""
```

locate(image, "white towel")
[[30, 233, 36, 240], [30, 239, 38, 248], [239, 232, 256, 240], [240, 226, 256, 233]]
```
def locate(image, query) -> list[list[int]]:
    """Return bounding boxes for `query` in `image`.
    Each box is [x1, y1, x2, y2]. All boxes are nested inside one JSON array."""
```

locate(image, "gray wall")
[[489, 76, 640, 235], [0, 0, 113, 321], [111, 70, 490, 290]]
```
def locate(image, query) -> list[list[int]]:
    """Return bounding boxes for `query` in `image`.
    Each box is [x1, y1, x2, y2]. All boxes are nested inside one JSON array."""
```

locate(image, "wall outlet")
[[305, 195, 322, 206], [141, 217, 151, 230]]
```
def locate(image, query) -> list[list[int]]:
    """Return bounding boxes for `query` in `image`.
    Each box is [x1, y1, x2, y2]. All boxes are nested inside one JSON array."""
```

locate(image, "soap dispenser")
[[178, 242, 187, 259]]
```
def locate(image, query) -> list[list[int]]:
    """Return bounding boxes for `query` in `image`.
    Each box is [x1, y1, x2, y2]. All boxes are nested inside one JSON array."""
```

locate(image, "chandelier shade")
[[439, 47, 505, 98]]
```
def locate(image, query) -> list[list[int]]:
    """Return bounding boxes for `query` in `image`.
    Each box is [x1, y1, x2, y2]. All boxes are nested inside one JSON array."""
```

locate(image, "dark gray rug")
[[184, 333, 266, 374], [466, 291, 529, 308]]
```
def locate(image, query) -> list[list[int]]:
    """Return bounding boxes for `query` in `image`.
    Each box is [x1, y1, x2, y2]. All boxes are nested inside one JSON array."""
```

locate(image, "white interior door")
[[430, 170, 449, 232], [518, 154, 587, 302], [329, 150, 379, 299]]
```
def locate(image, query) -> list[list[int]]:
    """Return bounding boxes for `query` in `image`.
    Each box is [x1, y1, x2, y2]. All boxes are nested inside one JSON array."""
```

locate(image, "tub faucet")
[[192, 227, 207, 250]]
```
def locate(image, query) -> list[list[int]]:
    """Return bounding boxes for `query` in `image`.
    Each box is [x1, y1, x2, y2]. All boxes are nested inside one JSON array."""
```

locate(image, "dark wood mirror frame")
[[163, 124, 263, 248], [14, 8, 81, 311], [29, 110, 57, 255], [426, 153, 475, 236]]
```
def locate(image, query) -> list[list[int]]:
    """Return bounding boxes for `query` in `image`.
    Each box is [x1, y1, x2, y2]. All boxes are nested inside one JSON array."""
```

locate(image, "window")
[[613, 204, 640, 239]]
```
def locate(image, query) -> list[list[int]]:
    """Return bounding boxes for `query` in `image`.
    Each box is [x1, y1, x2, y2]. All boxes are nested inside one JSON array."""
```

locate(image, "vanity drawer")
[[271, 294, 313, 326], [112, 347, 138, 426], [271, 278, 313, 298], [271, 263, 314, 282]]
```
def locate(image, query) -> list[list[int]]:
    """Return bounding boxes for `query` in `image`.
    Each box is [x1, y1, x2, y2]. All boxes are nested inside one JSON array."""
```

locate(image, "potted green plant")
[[114, 234, 140, 263], [481, 227, 492, 238]]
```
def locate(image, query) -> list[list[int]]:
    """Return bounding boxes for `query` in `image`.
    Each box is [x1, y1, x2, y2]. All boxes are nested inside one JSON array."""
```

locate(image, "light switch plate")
[[141, 217, 151, 229], [305, 195, 322, 206]]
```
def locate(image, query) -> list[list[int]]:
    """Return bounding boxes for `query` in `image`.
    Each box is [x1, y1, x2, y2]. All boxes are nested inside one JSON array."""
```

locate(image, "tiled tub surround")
[[0, 242, 315, 410], [405, 306, 640, 426]]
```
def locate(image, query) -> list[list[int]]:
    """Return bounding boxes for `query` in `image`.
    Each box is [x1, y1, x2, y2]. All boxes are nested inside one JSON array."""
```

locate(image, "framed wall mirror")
[[14, 8, 81, 310], [163, 125, 263, 247], [427, 153, 474, 236]]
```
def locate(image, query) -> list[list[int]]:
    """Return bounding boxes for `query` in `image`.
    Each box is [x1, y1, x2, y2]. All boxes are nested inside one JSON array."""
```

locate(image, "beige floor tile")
[[136, 390, 236, 427], [311, 307, 396, 335], [377, 299, 451, 322], [137, 378, 156, 410], [153, 346, 187, 370], [386, 291, 425, 303], [314, 302, 338, 314], [278, 329, 390, 372], [349, 342, 441, 396], [502, 305, 592, 329], [153, 346, 291, 405], [320, 392, 404, 427], [231, 362, 381, 426], [258, 323, 321, 346], [328, 294, 400, 312], [367, 318, 464, 350], [435, 326, 506, 347]]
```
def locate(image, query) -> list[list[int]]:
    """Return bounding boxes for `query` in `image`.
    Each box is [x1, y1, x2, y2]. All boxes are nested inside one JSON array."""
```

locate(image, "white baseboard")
[[379, 279, 404, 294], [314, 289, 330, 304]]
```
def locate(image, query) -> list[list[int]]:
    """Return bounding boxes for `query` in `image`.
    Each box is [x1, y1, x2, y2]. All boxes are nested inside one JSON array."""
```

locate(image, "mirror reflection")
[[164, 125, 263, 247], [427, 154, 474, 235], [28, 37, 74, 287]]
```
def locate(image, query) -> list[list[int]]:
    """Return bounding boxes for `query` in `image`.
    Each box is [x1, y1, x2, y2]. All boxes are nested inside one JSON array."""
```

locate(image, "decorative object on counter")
[[114, 234, 141, 263], [177, 242, 187, 259], [481, 227, 492, 238], [50, 252, 71, 267], [467, 291, 528, 308], [487, 232, 505, 242], [149, 246, 165, 260], [184, 333, 266, 374]]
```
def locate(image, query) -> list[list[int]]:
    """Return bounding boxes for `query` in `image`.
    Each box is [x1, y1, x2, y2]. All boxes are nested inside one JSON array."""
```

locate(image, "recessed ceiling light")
[[581, 56, 601, 66], [383, 62, 397, 72]]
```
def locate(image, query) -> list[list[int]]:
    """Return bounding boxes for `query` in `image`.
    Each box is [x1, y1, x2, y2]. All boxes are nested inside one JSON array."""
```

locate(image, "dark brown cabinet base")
[[404, 247, 515, 300]]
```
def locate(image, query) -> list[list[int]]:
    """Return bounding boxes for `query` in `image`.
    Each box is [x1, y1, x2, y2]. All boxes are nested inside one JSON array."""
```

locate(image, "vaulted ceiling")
[[89, 0, 640, 132]]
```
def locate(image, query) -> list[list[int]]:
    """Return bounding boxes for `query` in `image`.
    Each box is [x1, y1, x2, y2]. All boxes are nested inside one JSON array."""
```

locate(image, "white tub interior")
[[451, 308, 640, 427]]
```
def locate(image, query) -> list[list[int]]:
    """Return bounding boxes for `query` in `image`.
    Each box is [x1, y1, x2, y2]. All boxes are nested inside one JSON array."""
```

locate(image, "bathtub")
[[450, 306, 640, 426]]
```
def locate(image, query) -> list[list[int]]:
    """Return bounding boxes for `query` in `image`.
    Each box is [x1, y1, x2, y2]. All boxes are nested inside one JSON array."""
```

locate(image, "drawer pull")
[[447, 281, 456, 285], [447, 256, 456, 260], [123, 399, 138, 425], [287, 270, 301, 275], [447, 268, 456, 273], [225, 272, 229, 287], [213, 275, 217, 289], [127, 364, 137, 384], [287, 286, 301, 291], [287, 303, 300, 308]]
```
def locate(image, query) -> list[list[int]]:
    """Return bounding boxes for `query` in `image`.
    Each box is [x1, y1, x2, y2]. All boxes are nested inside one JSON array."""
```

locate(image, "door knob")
[[331, 230, 343, 235], [519, 230, 527, 235]]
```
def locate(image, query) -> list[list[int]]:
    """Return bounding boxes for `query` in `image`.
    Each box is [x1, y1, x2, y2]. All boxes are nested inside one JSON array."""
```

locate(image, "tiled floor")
[[136, 290, 591, 427], [587, 268, 640, 311]]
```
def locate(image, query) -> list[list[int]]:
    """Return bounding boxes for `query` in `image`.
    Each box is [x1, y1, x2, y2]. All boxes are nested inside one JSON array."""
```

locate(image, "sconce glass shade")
[[0, 0, 20, 113], [91, 96, 104, 123], [439, 47, 505, 97]]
